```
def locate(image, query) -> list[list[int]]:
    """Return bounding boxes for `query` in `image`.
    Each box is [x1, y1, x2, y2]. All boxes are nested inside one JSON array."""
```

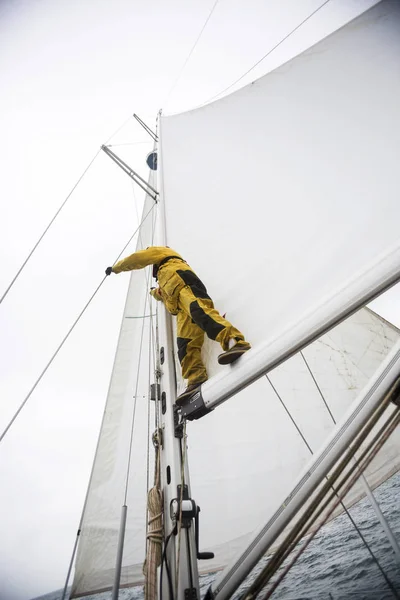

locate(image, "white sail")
[[71, 286, 400, 593], [71, 1, 400, 595], [71, 184, 158, 597], [160, 0, 400, 366]]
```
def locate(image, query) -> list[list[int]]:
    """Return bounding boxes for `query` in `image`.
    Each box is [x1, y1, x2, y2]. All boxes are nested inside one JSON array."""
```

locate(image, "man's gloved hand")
[[150, 287, 163, 302], [105, 267, 113, 276]]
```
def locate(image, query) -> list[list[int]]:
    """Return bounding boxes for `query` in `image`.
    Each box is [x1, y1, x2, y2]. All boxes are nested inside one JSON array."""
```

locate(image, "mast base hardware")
[[152, 429, 162, 449], [171, 487, 215, 561], [150, 383, 160, 402], [175, 485, 196, 528], [184, 589, 198, 600], [174, 406, 184, 438], [177, 388, 212, 421]]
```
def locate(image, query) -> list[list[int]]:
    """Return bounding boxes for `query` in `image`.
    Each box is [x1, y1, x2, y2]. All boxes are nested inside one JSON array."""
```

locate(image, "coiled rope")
[[144, 431, 164, 600]]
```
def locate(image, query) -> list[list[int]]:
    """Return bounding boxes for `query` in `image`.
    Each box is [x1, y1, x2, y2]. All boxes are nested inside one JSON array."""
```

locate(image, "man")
[[106, 246, 250, 404]]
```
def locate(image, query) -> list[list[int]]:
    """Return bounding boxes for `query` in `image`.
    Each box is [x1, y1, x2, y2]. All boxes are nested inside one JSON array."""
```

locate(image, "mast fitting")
[[170, 486, 215, 561], [177, 388, 212, 421]]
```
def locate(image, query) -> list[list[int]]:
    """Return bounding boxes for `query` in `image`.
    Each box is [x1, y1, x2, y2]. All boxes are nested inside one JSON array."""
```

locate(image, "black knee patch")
[[177, 270, 211, 300], [190, 301, 225, 341], [177, 337, 190, 363]]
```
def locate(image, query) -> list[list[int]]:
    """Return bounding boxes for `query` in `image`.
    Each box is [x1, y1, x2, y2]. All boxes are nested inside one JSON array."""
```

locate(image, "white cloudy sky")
[[1, 0, 399, 599]]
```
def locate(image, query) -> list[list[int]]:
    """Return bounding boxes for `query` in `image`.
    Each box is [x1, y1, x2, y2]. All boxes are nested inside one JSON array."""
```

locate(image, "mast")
[[155, 114, 203, 600]]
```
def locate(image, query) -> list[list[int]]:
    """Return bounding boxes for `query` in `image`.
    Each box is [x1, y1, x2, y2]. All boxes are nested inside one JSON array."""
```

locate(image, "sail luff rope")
[[244, 392, 399, 599], [163, 0, 220, 108], [0, 205, 157, 443], [180, 0, 331, 114], [0, 115, 134, 306], [263, 369, 398, 598]]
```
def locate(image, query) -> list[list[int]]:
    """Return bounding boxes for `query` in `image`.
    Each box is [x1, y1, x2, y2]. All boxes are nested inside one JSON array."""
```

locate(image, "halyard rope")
[[144, 433, 164, 600]]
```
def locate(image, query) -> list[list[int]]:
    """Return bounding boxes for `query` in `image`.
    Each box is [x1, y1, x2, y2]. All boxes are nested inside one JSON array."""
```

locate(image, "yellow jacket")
[[112, 246, 192, 314]]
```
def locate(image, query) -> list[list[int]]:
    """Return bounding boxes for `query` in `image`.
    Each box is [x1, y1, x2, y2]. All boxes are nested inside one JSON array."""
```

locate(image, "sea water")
[[34, 472, 400, 600]]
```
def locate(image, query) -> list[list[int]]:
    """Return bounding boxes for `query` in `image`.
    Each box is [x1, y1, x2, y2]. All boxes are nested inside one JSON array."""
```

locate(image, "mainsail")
[[71, 1, 400, 597]]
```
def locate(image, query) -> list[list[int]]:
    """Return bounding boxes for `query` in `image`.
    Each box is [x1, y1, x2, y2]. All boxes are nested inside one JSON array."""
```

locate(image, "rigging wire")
[[123, 252, 154, 504], [194, 0, 331, 110], [300, 349, 400, 564], [300, 350, 336, 423], [264, 363, 398, 598], [261, 409, 400, 600], [0, 203, 157, 444], [0, 149, 100, 305], [0, 115, 134, 306], [247, 385, 400, 599], [163, 0, 220, 108]]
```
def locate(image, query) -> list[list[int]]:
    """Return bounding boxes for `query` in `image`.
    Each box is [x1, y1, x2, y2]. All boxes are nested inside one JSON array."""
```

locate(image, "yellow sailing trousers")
[[176, 285, 245, 386]]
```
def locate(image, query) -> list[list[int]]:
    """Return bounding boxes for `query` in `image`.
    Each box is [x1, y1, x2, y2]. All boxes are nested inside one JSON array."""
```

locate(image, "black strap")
[[153, 255, 186, 279]]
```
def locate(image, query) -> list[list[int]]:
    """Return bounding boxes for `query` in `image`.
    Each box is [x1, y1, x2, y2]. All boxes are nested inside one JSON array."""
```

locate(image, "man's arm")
[[112, 247, 174, 274], [150, 287, 163, 302]]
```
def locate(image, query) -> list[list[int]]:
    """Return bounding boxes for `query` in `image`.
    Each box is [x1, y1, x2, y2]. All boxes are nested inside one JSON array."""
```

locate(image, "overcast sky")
[[1, 1, 399, 599]]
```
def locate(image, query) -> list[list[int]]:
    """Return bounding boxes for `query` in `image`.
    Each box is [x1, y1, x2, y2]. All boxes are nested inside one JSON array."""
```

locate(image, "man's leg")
[[178, 286, 249, 352], [176, 308, 207, 386]]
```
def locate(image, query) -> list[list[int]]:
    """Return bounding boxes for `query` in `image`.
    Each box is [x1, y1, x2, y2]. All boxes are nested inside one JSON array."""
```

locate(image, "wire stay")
[[197, 0, 331, 109], [0, 203, 157, 444], [163, 0, 220, 108], [0, 115, 135, 306], [133, 114, 158, 142], [101, 145, 158, 200], [264, 361, 398, 598]]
